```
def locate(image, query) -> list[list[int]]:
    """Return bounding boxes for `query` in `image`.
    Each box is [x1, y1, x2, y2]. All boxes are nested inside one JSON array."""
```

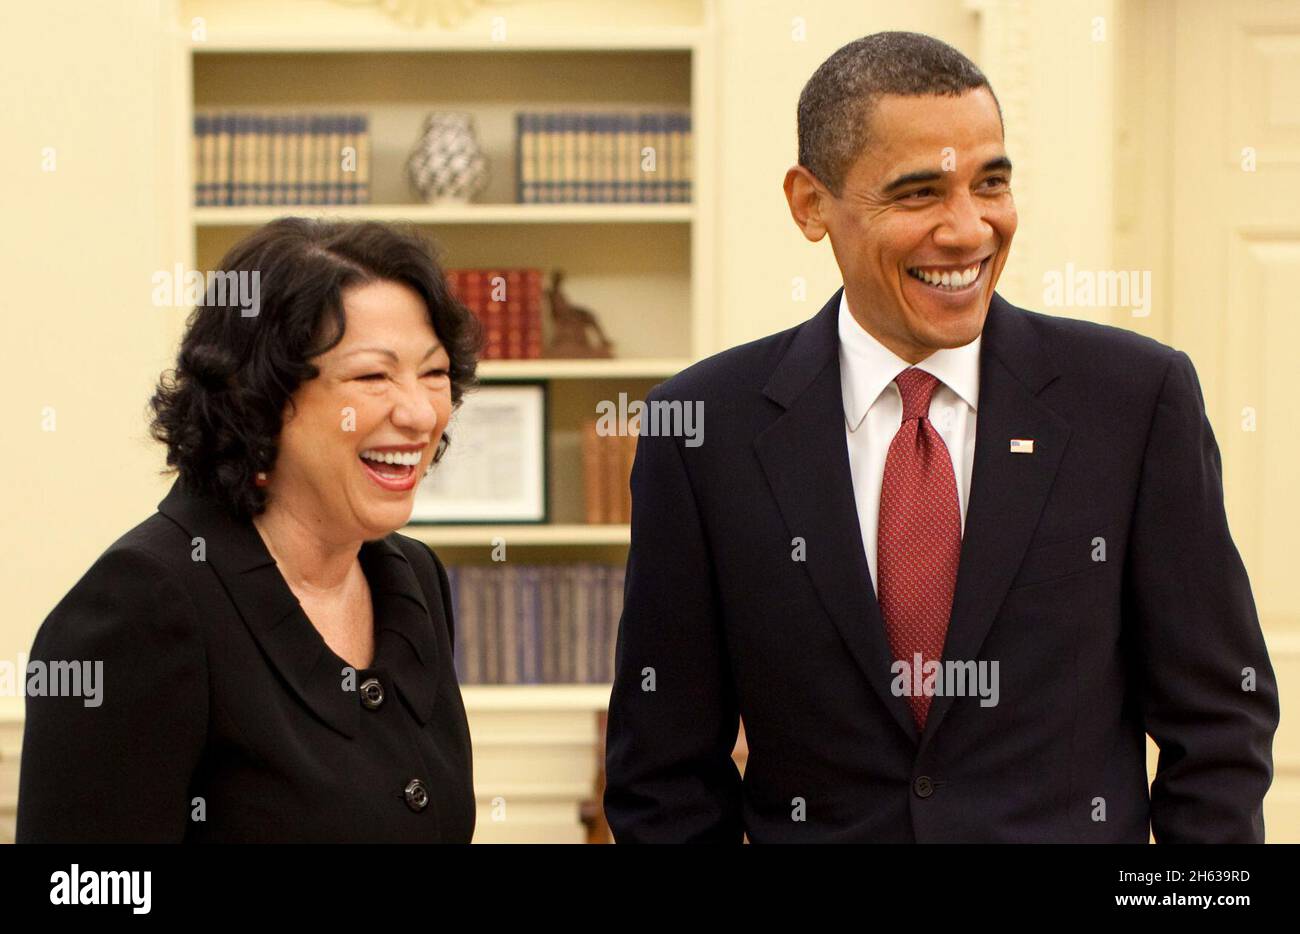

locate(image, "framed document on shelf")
[[411, 381, 548, 524]]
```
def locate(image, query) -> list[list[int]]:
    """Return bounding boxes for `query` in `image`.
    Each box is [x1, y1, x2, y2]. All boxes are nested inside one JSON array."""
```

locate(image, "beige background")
[[1, 0, 1295, 841]]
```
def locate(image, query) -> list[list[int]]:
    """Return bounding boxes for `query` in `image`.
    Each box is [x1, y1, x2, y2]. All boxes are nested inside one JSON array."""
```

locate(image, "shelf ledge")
[[476, 358, 688, 380], [193, 203, 694, 227], [403, 524, 631, 546], [461, 684, 612, 711], [188, 31, 707, 54]]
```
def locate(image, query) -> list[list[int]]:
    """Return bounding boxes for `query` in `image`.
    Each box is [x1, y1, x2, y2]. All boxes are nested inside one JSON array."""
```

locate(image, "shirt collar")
[[837, 288, 981, 431]]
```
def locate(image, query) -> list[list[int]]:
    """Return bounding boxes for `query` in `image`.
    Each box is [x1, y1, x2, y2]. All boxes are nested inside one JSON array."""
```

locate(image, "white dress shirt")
[[837, 289, 981, 595]]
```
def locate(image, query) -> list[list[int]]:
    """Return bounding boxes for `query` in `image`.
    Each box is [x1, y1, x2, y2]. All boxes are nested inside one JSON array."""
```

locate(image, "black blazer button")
[[360, 678, 385, 710], [404, 779, 429, 812], [913, 776, 935, 798]]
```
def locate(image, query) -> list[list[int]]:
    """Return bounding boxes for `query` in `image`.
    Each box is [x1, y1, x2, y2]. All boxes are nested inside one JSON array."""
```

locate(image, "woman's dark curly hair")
[[149, 217, 481, 521]]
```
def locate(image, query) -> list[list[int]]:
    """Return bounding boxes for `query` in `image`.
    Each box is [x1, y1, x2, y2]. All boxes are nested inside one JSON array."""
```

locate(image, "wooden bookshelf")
[[178, 8, 717, 516], [165, 0, 719, 842]]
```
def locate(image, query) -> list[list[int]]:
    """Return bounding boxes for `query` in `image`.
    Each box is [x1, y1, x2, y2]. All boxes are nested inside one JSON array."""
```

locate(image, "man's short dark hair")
[[797, 31, 1001, 197], [149, 217, 481, 521]]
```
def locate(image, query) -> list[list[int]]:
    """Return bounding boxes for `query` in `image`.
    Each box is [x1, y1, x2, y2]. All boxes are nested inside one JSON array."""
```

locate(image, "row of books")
[[192, 112, 371, 206], [581, 421, 637, 524], [516, 111, 692, 204], [193, 109, 691, 208], [443, 268, 544, 360], [447, 564, 624, 685]]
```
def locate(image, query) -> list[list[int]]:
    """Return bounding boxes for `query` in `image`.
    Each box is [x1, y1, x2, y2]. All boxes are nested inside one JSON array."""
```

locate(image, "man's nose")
[[935, 189, 988, 249]]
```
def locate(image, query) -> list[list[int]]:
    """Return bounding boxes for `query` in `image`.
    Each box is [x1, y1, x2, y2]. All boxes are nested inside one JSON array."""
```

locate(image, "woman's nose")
[[391, 380, 440, 434]]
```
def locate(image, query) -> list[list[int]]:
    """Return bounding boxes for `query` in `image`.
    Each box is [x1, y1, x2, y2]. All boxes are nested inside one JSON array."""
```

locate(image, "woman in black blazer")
[[17, 218, 481, 842]]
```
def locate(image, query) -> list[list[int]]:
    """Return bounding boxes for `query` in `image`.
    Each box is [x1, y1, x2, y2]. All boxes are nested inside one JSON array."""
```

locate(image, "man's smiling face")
[[786, 87, 1017, 363]]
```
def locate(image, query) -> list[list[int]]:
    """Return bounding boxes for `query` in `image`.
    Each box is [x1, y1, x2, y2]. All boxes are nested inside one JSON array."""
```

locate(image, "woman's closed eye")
[[356, 370, 447, 382]]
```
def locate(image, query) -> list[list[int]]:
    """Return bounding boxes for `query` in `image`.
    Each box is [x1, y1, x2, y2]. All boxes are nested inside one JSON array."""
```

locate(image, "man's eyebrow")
[[880, 156, 1014, 196], [881, 169, 943, 196], [345, 342, 444, 362], [981, 156, 1014, 175]]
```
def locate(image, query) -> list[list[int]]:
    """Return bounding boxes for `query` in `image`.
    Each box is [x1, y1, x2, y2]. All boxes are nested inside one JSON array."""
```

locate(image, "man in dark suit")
[[603, 31, 1279, 842]]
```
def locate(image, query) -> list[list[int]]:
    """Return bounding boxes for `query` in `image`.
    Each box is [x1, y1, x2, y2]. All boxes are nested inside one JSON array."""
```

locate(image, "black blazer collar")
[[755, 288, 1069, 747], [157, 480, 442, 738]]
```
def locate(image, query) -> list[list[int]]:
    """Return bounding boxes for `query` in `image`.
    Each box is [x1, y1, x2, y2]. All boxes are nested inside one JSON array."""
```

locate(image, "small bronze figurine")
[[544, 270, 615, 359]]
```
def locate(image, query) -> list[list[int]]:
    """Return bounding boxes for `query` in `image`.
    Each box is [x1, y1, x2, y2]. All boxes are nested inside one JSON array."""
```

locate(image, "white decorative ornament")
[[407, 112, 490, 204], [330, 0, 510, 29]]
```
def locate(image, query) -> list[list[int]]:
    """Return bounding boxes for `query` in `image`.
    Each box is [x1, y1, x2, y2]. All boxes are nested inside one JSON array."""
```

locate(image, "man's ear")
[[783, 165, 830, 243]]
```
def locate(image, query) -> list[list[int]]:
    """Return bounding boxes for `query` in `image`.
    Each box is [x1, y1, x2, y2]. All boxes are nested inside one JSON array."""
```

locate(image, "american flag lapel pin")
[[1010, 438, 1035, 454]]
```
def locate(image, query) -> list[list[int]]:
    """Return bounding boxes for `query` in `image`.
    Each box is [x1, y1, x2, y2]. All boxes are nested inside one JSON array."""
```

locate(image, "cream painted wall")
[[0, 0, 180, 719]]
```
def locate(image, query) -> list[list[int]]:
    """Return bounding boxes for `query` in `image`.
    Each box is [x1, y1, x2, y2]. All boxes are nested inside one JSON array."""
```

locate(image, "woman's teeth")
[[359, 449, 421, 481], [907, 261, 982, 289], [360, 449, 421, 467]]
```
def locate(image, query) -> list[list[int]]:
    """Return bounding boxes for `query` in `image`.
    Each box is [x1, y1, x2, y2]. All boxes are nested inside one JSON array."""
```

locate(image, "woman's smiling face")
[[269, 278, 453, 543]]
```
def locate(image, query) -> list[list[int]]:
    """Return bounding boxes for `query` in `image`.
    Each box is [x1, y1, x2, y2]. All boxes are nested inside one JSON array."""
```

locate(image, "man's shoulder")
[[1012, 303, 1178, 372], [649, 298, 1184, 403], [649, 319, 809, 404]]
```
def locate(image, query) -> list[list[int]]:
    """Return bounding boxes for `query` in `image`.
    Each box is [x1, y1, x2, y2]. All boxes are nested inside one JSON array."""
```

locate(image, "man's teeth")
[[360, 449, 421, 466], [907, 261, 982, 289]]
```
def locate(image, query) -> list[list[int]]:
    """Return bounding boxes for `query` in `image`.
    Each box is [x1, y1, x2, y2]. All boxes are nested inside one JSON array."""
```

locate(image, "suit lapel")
[[365, 538, 442, 725], [919, 293, 1069, 748], [156, 481, 442, 738], [755, 288, 921, 743], [755, 289, 1069, 748]]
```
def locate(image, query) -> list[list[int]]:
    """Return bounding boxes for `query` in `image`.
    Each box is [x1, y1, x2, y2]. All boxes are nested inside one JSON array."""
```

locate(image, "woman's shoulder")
[[20, 513, 211, 843], [384, 532, 453, 600], [380, 532, 456, 644], [385, 531, 444, 572], [79, 511, 199, 590], [37, 511, 203, 653]]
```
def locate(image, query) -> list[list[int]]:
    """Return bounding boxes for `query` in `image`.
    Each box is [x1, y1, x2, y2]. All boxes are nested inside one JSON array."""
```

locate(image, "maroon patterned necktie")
[[876, 367, 962, 731]]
